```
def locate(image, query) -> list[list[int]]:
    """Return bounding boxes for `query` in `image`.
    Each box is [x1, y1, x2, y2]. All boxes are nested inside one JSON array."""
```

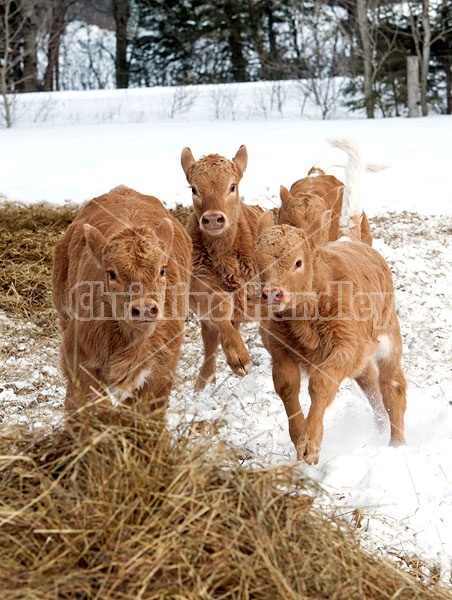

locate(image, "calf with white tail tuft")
[[256, 154, 406, 464], [278, 137, 389, 247], [327, 137, 389, 242]]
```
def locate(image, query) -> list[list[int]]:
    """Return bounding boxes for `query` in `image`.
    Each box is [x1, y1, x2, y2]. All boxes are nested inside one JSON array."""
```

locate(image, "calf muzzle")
[[200, 211, 228, 233], [261, 287, 285, 305], [129, 298, 160, 322]]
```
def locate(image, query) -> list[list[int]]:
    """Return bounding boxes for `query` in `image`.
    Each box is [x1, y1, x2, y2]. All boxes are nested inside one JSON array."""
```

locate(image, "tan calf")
[[257, 211, 406, 464], [181, 145, 263, 391], [278, 139, 375, 245], [52, 185, 191, 413]]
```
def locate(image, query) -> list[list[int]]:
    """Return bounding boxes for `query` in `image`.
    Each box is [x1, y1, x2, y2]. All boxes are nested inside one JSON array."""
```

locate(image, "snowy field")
[[1, 83, 452, 584]]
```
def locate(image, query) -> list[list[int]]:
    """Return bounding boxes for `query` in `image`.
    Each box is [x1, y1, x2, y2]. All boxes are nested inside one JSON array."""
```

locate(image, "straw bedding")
[[0, 202, 450, 599]]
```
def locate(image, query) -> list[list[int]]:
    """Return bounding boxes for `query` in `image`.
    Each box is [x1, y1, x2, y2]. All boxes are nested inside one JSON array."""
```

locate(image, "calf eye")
[[160, 267, 166, 277], [230, 184, 236, 193], [295, 259, 302, 268], [108, 270, 117, 281], [191, 186, 198, 195]]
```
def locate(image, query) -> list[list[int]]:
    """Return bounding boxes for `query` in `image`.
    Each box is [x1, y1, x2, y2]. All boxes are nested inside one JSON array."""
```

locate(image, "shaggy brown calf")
[[181, 145, 263, 391], [278, 138, 376, 245], [256, 210, 406, 464], [52, 185, 191, 413]]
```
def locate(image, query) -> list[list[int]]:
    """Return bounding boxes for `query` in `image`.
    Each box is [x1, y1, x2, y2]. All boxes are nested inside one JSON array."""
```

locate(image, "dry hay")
[[0, 202, 77, 332], [0, 202, 193, 332], [2, 202, 452, 598], [0, 406, 449, 600]]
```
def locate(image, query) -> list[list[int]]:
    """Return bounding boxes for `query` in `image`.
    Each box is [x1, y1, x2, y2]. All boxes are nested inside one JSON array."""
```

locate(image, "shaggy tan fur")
[[181, 145, 263, 390], [257, 211, 406, 464], [278, 168, 373, 245], [52, 185, 191, 413]]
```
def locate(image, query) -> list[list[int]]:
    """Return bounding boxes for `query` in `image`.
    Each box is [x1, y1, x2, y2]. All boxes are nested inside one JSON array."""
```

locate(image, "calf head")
[[83, 218, 174, 333], [278, 184, 329, 244], [181, 145, 248, 236], [256, 210, 331, 314]]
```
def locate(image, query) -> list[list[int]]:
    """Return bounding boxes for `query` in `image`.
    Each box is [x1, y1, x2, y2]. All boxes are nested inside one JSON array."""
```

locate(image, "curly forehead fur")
[[104, 226, 165, 270], [189, 154, 242, 179], [258, 225, 305, 260]]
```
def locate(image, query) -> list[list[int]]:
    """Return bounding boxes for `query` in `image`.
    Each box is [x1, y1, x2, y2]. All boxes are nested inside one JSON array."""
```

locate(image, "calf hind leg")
[[355, 360, 387, 432], [377, 357, 407, 446]]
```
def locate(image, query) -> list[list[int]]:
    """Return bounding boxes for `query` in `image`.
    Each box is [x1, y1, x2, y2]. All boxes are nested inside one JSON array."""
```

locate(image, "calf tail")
[[328, 137, 366, 228]]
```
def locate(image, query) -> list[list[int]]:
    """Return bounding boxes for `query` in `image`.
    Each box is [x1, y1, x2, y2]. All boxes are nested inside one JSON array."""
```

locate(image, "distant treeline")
[[1, 0, 451, 118]]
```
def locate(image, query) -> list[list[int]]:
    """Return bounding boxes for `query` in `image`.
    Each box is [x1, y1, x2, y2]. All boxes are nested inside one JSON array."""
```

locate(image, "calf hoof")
[[389, 435, 406, 447], [195, 373, 216, 393], [296, 437, 320, 465], [222, 340, 251, 377], [230, 359, 252, 377]]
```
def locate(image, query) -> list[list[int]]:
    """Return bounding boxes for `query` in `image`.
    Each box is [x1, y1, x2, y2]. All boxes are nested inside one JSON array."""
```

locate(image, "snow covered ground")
[[1, 84, 451, 584]]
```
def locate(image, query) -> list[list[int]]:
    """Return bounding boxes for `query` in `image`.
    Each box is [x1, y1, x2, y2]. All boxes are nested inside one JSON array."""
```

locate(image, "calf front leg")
[[190, 280, 251, 382], [300, 345, 355, 464], [195, 320, 220, 391], [301, 369, 341, 465], [266, 337, 304, 450]]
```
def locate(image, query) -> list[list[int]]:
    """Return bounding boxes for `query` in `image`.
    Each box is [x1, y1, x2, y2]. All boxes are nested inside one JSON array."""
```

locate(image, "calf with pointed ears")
[[278, 137, 388, 246], [52, 185, 191, 414], [181, 145, 263, 391], [256, 210, 406, 464]]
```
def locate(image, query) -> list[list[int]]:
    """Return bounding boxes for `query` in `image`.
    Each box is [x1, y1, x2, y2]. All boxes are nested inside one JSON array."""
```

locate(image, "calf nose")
[[261, 288, 285, 305], [200, 211, 227, 230], [129, 299, 160, 321]]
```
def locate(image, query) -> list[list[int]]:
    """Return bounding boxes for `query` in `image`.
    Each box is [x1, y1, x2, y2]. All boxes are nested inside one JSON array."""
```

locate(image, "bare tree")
[[0, 0, 42, 126], [356, 0, 375, 117], [43, 0, 76, 91], [113, 0, 129, 88], [406, 0, 452, 116], [297, 2, 350, 119], [337, 1, 402, 118]]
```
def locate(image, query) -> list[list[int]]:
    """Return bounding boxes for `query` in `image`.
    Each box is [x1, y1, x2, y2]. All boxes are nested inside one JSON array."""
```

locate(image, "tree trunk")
[[407, 55, 420, 117], [224, 0, 248, 82], [43, 1, 71, 92], [446, 57, 452, 115], [114, 0, 130, 89], [356, 0, 374, 118], [22, 16, 38, 92], [420, 0, 430, 116]]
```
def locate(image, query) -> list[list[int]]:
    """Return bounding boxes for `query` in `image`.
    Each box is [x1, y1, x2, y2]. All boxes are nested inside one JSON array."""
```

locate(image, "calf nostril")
[[202, 216, 210, 225], [131, 306, 141, 318], [262, 291, 268, 300], [149, 305, 158, 316], [216, 215, 225, 224], [275, 291, 283, 299]]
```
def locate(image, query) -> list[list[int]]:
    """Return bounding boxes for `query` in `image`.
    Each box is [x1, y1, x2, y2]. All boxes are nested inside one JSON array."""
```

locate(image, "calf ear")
[[157, 218, 174, 254], [257, 211, 274, 237], [307, 210, 331, 249], [233, 144, 248, 175], [181, 147, 195, 179], [83, 224, 106, 266], [279, 185, 291, 205]]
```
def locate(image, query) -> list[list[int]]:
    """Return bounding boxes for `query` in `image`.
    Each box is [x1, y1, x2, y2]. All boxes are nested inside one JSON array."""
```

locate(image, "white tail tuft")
[[365, 161, 391, 172], [326, 138, 390, 233], [328, 137, 366, 227]]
